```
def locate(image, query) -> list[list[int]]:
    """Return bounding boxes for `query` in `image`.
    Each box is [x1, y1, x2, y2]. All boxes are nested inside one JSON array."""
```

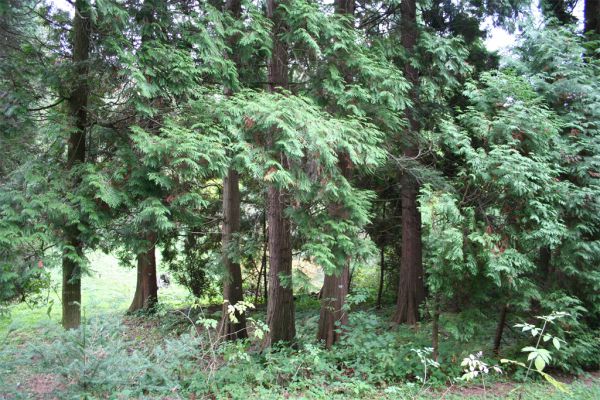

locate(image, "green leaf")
[[552, 337, 561, 350], [535, 356, 545, 372]]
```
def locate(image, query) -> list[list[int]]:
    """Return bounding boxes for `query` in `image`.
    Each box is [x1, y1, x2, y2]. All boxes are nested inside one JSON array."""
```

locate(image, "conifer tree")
[[392, 0, 425, 325], [62, 0, 91, 329], [265, 0, 296, 346], [316, 0, 355, 349], [127, 0, 162, 312], [219, 0, 248, 340]]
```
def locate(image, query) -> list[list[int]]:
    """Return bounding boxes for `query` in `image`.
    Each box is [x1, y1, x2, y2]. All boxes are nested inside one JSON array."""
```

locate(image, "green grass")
[[0, 251, 191, 338]]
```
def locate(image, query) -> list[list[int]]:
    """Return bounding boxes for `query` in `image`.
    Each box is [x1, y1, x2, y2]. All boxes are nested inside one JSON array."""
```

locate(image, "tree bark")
[[392, 0, 425, 325], [317, 156, 352, 346], [266, 183, 296, 345], [432, 295, 440, 361], [255, 210, 268, 304], [219, 169, 248, 339], [128, 233, 158, 312], [265, 0, 296, 346], [493, 304, 509, 355], [62, 0, 90, 330], [376, 246, 385, 309], [317, 264, 349, 348], [585, 0, 600, 35]]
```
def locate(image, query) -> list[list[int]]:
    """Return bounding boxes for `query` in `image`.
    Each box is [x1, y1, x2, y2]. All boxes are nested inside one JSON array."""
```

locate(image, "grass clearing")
[[0, 252, 190, 340]]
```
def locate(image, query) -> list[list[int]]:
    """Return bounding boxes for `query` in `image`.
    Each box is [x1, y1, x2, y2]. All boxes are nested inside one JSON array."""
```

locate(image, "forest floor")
[[0, 255, 599, 399]]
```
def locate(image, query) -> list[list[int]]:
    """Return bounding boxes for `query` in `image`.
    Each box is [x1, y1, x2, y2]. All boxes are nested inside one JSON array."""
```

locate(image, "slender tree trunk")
[[265, 0, 295, 346], [318, 157, 352, 346], [128, 233, 158, 312], [62, 0, 90, 330], [377, 246, 385, 309], [584, 0, 600, 36], [432, 295, 440, 361], [62, 228, 83, 329], [219, 0, 247, 341], [255, 255, 264, 304], [316, 0, 355, 349], [539, 246, 553, 289], [255, 211, 268, 304], [493, 304, 509, 355], [392, 0, 425, 325], [219, 169, 248, 339]]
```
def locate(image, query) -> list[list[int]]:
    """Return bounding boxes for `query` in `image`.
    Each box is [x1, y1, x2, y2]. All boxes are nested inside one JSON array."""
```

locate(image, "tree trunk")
[[393, 169, 424, 324], [219, 169, 248, 339], [539, 246, 553, 289], [62, 227, 83, 330], [317, 265, 349, 348], [584, 0, 599, 36], [493, 304, 509, 355], [62, 0, 90, 330], [265, 0, 296, 346], [128, 233, 158, 312], [376, 246, 385, 309], [392, 0, 425, 325], [266, 183, 296, 345], [317, 156, 352, 346], [219, 0, 247, 341], [432, 295, 440, 361], [255, 210, 268, 304]]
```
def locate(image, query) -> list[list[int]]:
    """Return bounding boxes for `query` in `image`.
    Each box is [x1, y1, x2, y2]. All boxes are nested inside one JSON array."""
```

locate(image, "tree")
[[219, 0, 248, 341], [585, 0, 599, 35], [264, 0, 296, 346], [126, 0, 163, 313], [316, 0, 355, 349], [62, 0, 91, 329], [392, 0, 425, 325]]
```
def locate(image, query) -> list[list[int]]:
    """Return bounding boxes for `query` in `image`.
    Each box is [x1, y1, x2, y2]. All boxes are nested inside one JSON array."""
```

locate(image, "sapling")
[[501, 311, 570, 396], [459, 351, 502, 399]]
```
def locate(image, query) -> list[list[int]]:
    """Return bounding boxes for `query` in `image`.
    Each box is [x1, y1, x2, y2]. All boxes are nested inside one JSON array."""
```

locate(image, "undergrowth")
[[1, 305, 598, 399]]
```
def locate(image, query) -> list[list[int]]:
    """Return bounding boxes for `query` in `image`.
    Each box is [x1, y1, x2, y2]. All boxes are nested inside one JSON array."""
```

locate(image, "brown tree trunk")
[[539, 246, 553, 289], [265, 0, 296, 346], [218, 0, 247, 341], [432, 295, 440, 361], [317, 157, 352, 346], [317, 265, 349, 348], [392, 0, 425, 325], [393, 169, 425, 324], [128, 233, 158, 312], [62, 0, 90, 330], [316, 0, 355, 349], [255, 211, 268, 304], [219, 169, 248, 339], [266, 184, 296, 345], [585, 0, 600, 36], [493, 304, 509, 355], [376, 246, 385, 309]]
